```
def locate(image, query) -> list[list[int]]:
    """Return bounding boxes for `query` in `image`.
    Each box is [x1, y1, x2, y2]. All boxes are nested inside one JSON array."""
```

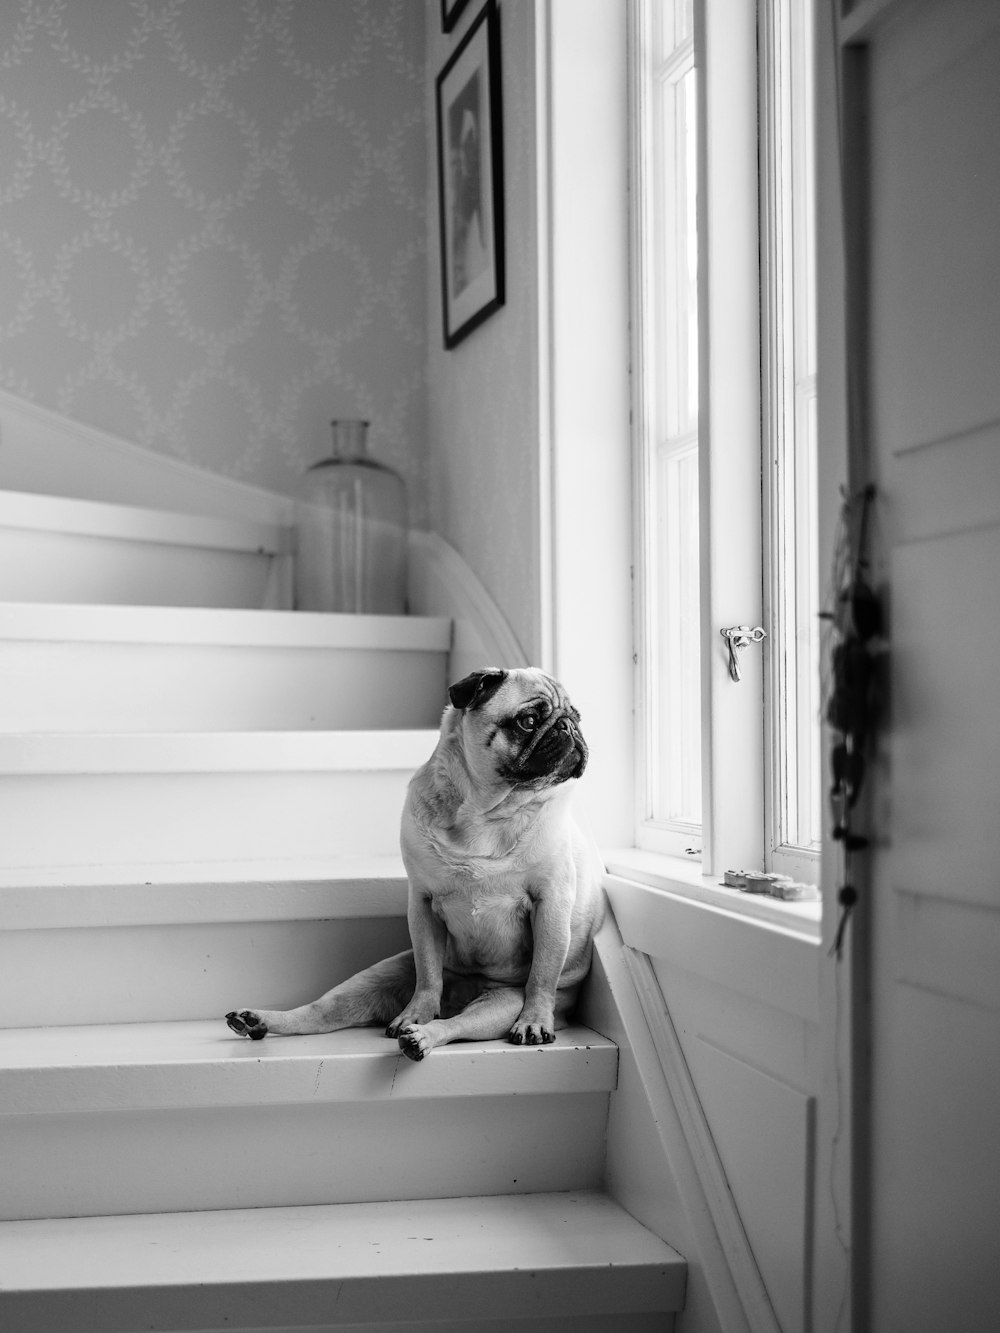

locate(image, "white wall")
[[0, 0, 428, 523], [424, 0, 542, 664]]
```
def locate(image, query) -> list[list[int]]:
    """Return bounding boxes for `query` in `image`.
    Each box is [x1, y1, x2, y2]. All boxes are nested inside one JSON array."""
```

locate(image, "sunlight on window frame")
[[633, 0, 703, 856], [760, 0, 821, 879]]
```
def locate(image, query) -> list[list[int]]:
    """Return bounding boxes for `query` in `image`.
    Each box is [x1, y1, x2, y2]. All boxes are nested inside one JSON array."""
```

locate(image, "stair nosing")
[[0, 1019, 619, 1113], [0, 600, 452, 652], [0, 729, 437, 775]]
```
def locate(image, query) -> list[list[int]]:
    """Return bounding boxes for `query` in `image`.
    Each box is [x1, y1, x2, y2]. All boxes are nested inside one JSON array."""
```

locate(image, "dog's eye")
[[516, 714, 538, 733]]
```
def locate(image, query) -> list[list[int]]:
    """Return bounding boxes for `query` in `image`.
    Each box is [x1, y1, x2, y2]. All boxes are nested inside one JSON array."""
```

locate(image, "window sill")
[[600, 849, 822, 1021], [603, 847, 822, 945]]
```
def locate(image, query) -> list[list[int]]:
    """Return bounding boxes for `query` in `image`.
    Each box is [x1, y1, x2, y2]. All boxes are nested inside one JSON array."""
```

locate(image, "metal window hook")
[[720, 624, 767, 682]]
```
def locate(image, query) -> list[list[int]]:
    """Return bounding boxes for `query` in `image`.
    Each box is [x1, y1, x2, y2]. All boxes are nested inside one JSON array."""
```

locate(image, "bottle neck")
[[330, 418, 369, 460]]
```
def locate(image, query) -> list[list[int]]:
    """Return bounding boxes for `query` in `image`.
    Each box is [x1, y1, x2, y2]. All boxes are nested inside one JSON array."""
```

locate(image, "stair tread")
[[0, 1019, 618, 1112], [0, 600, 452, 650], [0, 728, 438, 773], [0, 1191, 686, 1321]]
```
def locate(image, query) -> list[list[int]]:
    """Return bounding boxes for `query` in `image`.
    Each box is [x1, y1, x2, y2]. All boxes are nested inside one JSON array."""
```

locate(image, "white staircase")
[[0, 490, 686, 1331]]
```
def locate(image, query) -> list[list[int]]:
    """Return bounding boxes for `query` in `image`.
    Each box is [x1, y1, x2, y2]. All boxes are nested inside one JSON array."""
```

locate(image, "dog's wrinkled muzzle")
[[516, 713, 588, 783]]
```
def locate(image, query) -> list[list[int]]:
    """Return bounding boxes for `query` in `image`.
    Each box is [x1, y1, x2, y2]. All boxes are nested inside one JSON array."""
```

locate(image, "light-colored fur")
[[226, 668, 603, 1060]]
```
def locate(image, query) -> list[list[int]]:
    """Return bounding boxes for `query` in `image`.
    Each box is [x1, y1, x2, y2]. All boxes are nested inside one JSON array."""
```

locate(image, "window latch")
[[720, 624, 767, 682]]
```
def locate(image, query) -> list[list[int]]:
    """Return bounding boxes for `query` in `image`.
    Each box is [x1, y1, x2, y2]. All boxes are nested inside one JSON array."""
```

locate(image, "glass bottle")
[[293, 419, 408, 614]]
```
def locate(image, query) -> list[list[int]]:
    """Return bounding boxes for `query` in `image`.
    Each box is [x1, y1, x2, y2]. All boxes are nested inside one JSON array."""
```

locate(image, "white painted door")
[[834, 1, 1000, 1328]]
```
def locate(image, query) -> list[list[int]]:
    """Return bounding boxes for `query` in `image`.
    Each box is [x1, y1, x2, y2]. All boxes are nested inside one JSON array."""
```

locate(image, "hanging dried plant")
[[821, 483, 884, 956]]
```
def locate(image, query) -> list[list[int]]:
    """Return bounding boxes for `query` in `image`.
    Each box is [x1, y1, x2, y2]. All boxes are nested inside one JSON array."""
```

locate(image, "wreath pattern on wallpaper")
[[0, 0, 428, 514]]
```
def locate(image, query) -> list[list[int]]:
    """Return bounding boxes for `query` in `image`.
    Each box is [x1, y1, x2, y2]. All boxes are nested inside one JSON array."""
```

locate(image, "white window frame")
[[536, 0, 823, 940], [630, 0, 821, 893], [632, 0, 764, 876], [631, 1, 704, 860], [760, 0, 821, 882]]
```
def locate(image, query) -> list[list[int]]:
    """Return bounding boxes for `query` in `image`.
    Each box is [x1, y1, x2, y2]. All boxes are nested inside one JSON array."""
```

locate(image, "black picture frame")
[[441, 0, 473, 34], [435, 0, 505, 350]]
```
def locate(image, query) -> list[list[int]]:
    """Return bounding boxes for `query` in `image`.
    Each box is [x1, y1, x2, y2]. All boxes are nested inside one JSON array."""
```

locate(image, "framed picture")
[[441, 0, 473, 33], [435, 0, 505, 349]]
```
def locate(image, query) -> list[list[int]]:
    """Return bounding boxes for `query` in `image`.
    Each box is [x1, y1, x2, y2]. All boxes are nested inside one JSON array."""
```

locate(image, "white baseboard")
[[0, 389, 294, 525]]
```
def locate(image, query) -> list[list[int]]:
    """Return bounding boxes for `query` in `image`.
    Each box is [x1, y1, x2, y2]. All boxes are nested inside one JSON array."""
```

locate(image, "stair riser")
[[199, 1319, 671, 1333], [0, 917, 411, 1029], [0, 528, 282, 608], [0, 769, 412, 867], [0, 643, 448, 732], [0, 1094, 609, 1220], [8, 1312, 670, 1333]]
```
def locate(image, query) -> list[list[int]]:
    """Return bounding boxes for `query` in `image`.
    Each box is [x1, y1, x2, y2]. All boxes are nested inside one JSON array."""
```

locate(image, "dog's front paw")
[[385, 993, 440, 1039], [226, 1010, 268, 1040], [397, 1022, 435, 1062], [509, 1017, 556, 1046]]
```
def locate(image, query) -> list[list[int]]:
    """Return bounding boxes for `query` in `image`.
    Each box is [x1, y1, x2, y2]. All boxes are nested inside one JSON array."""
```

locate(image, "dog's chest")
[[430, 866, 531, 923], [429, 871, 533, 971]]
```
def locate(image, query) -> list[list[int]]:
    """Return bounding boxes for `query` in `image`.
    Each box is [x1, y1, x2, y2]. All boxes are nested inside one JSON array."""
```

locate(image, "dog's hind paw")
[[226, 1010, 268, 1040]]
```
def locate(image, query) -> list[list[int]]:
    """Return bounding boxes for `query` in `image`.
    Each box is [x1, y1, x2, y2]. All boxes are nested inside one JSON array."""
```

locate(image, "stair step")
[[0, 730, 436, 868], [0, 870, 411, 1029], [0, 1022, 617, 1220], [0, 728, 436, 771], [0, 602, 451, 732], [0, 1191, 687, 1331], [0, 861, 409, 1029], [0, 856, 410, 927], [0, 487, 290, 608], [0, 1019, 618, 1113]]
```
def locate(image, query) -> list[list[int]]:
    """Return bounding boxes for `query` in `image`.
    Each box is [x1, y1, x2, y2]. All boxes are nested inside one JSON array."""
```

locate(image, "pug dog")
[[226, 668, 603, 1060]]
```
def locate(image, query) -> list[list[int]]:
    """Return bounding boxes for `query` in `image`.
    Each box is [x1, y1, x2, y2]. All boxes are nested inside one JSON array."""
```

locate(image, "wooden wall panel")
[[684, 1039, 815, 1333], [892, 527, 1000, 907]]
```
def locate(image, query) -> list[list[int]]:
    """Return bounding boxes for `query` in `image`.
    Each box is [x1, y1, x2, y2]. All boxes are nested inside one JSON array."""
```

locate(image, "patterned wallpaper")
[[0, 0, 429, 524]]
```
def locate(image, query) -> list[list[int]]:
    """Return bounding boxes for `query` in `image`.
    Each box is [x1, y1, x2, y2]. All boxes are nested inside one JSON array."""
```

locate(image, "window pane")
[[639, 13, 702, 846], [765, 0, 820, 869], [655, 441, 701, 824], [675, 0, 693, 43], [678, 68, 699, 433], [783, 383, 819, 848], [788, 0, 819, 852]]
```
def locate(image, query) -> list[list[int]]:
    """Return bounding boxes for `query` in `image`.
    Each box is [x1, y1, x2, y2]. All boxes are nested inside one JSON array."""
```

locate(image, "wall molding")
[[895, 890, 1000, 1013], [622, 944, 784, 1333], [593, 917, 763, 1333], [895, 415, 1000, 545], [839, 0, 909, 44], [408, 530, 529, 679], [0, 389, 294, 526]]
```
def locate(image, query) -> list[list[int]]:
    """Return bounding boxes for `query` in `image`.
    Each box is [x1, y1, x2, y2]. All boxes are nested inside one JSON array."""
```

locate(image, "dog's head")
[[445, 667, 589, 792]]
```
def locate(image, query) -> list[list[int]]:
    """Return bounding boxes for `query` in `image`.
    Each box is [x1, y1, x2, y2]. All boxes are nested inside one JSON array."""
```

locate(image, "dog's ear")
[[449, 669, 508, 711]]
